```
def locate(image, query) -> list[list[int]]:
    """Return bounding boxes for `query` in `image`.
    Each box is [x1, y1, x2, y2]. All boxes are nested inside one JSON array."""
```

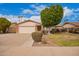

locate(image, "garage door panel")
[[19, 27, 35, 33]]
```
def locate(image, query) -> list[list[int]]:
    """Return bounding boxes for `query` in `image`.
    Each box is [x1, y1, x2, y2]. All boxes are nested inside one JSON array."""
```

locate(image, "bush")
[[32, 31, 43, 42]]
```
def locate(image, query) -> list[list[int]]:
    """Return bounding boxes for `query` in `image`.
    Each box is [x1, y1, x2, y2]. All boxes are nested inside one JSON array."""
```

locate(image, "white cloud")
[[25, 4, 47, 15], [0, 14, 25, 23], [63, 7, 74, 17], [22, 9, 33, 14], [29, 16, 41, 22], [22, 9, 40, 15], [63, 7, 79, 18], [35, 5, 47, 12], [31, 4, 47, 12], [62, 7, 79, 22], [22, 4, 47, 15]]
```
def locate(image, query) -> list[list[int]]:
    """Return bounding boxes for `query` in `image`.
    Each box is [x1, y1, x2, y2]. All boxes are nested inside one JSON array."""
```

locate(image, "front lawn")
[[48, 32, 79, 46]]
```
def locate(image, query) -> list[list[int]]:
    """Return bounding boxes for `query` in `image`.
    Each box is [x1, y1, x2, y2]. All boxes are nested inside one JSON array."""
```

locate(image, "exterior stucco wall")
[[18, 21, 41, 33], [63, 24, 75, 28], [18, 26, 36, 33], [18, 22, 40, 27]]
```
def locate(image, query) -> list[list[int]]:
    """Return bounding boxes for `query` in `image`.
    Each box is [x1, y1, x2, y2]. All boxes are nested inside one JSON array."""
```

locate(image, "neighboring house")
[[55, 24, 64, 32], [55, 22, 79, 33], [63, 22, 79, 32], [17, 20, 42, 33]]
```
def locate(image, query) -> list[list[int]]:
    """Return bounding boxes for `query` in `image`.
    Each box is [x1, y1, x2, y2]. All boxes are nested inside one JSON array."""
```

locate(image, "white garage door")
[[19, 26, 35, 33]]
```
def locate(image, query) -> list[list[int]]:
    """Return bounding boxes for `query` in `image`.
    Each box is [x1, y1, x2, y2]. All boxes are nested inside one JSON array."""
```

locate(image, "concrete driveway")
[[0, 33, 33, 47], [0, 33, 33, 55], [0, 33, 79, 56]]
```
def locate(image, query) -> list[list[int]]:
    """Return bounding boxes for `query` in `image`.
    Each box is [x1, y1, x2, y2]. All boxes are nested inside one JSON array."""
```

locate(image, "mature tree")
[[49, 4, 63, 25], [41, 8, 51, 27], [0, 18, 11, 33], [41, 4, 63, 34]]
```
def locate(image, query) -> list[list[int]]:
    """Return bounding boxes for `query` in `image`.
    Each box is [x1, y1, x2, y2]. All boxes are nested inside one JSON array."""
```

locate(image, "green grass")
[[57, 40, 79, 46], [48, 33, 79, 46]]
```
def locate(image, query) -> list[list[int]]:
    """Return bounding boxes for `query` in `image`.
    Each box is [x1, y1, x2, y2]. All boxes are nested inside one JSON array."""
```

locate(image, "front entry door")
[[37, 25, 41, 31]]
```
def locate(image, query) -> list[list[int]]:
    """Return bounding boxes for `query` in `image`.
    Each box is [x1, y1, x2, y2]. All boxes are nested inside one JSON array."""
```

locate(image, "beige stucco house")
[[63, 22, 79, 32], [54, 22, 79, 32], [17, 20, 42, 33], [55, 24, 64, 32]]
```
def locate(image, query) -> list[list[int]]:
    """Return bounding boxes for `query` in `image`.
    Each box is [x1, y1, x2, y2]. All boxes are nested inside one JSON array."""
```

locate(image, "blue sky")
[[0, 3, 79, 23]]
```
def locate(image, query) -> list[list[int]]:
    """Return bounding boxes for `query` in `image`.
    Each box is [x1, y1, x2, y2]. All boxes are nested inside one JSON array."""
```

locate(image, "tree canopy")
[[0, 18, 11, 33], [41, 4, 63, 28]]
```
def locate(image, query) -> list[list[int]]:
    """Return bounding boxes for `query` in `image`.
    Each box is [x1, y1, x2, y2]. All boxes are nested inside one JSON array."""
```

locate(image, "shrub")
[[32, 31, 43, 42]]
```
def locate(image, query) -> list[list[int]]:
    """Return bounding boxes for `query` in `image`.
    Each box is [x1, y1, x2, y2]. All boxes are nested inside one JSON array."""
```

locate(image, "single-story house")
[[8, 20, 79, 33], [17, 20, 42, 33], [63, 22, 79, 32], [55, 22, 79, 33]]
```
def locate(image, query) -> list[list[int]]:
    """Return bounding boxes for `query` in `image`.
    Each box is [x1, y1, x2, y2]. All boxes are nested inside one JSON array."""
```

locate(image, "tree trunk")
[[47, 27, 51, 34], [2, 28, 7, 33], [43, 27, 52, 35], [54, 26, 56, 34]]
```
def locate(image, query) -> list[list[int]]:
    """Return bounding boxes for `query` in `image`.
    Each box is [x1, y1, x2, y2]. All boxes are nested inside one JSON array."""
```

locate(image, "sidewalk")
[[1, 47, 79, 56]]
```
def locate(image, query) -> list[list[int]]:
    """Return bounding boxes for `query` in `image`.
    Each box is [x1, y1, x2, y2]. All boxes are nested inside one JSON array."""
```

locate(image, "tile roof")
[[64, 22, 79, 27]]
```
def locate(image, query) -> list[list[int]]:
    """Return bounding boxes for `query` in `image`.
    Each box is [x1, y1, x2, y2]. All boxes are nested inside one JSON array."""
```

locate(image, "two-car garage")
[[17, 20, 41, 33], [18, 26, 36, 33]]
